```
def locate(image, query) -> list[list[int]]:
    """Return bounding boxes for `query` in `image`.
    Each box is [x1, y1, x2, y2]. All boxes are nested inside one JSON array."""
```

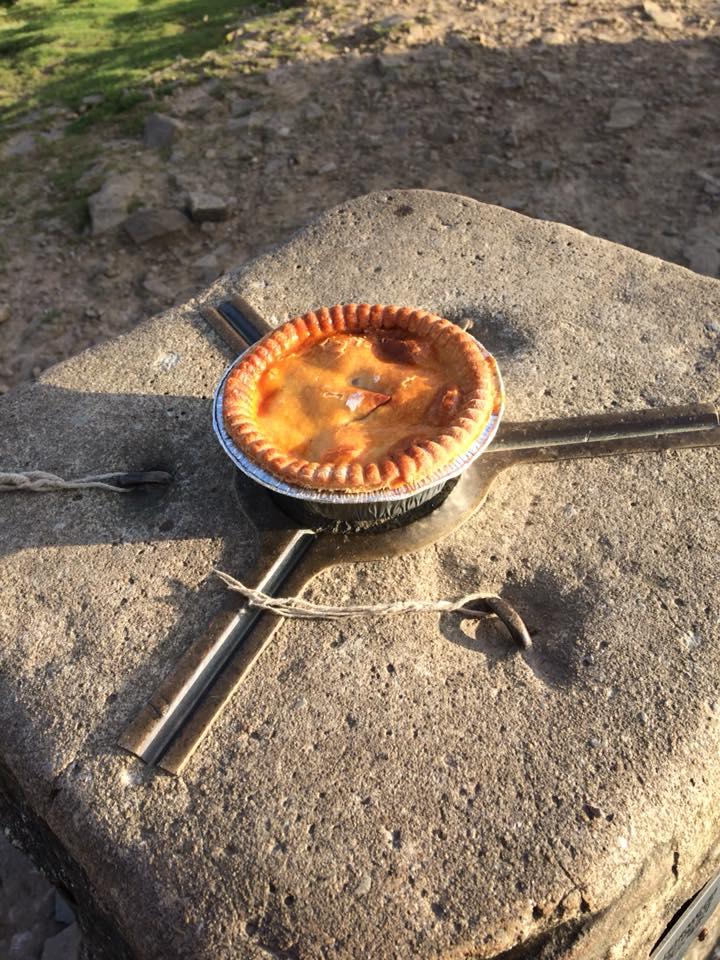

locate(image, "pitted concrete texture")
[[1, 190, 720, 960]]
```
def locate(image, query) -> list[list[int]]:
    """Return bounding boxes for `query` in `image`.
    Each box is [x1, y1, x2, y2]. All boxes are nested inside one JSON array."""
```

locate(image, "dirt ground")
[[1, 0, 720, 956]]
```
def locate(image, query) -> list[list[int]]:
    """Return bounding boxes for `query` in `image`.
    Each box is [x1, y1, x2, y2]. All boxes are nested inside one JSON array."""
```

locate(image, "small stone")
[[123, 208, 192, 245], [429, 122, 459, 145], [187, 192, 230, 223], [0, 304, 9, 324], [538, 69, 561, 85], [605, 98, 644, 130], [84, 306, 100, 319], [192, 252, 221, 283], [88, 173, 142, 235], [3, 131, 39, 157], [354, 873, 372, 896], [642, 1, 682, 29], [169, 86, 214, 116], [41, 922, 81, 960], [304, 102, 324, 122], [683, 232, 720, 277], [696, 170, 720, 195], [230, 98, 256, 118], [543, 29, 566, 44], [561, 889, 583, 914], [538, 158, 559, 178], [81, 93, 105, 107], [143, 113, 183, 149], [142, 275, 174, 301], [481, 154, 504, 175]]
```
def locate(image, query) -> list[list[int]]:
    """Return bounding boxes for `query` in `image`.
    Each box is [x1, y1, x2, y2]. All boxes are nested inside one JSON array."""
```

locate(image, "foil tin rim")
[[212, 340, 505, 505]]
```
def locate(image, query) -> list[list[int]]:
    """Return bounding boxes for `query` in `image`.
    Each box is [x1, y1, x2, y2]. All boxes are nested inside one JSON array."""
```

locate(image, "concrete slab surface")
[[1, 190, 719, 959]]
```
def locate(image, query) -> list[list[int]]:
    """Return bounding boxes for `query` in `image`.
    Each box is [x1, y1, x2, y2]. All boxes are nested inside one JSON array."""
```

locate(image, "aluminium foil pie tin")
[[212, 334, 505, 508]]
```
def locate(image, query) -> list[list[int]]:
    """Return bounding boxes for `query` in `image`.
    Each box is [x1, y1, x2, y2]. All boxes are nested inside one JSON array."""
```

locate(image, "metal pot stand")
[[119, 297, 720, 775]]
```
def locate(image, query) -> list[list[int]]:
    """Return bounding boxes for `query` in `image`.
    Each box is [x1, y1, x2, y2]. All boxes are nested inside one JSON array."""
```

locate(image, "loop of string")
[[215, 568, 496, 621], [0, 471, 132, 493]]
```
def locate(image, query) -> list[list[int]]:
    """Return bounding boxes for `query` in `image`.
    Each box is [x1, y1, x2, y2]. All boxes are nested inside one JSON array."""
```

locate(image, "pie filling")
[[222, 304, 502, 492], [257, 331, 466, 466]]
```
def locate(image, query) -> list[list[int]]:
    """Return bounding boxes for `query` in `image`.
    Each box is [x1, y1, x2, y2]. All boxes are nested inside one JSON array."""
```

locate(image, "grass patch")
[[0, 0, 298, 122]]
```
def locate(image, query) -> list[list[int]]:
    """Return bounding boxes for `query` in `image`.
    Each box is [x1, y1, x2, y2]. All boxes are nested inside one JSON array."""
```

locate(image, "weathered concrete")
[[1, 190, 719, 959]]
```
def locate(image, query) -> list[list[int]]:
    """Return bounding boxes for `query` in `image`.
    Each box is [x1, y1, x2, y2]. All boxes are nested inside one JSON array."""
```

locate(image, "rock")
[[642, 1, 682, 29], [230, 98, 256, 118], [696, 170, 720, 196], [354, 873, 372, 897], [303, 101, 324, 122], [538, 158, 559, 178], [142, 275, 174, 301], [76, 161, 107, 193], [605, 97, 644, 130], [481, 153, 504, 175], [187, 192, 230, 223], [143, 113, 183, 149], [0, 304, 9, 324], [81, 93, 105, 107], [4, 190, 720, 960], [683, 230, 720, 277], [538, 68, 562, 85], [429, 122, 459, 145], [3, 131, 39, 158], [122, 208, 192, 245], [192, 252, 221, 283], [169, 86, 215, 117], [543, 29, 566, 44], [41, 923, 81, 960], [88, 173, 142, 236]]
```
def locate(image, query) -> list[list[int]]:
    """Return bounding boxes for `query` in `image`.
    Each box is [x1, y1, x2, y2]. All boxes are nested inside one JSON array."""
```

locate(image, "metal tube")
[[492, 403, 719, 452]]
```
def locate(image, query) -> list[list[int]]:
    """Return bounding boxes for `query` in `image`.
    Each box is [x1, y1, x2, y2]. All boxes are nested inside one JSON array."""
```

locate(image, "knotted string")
[[0, 470, 132, 493], [0, 469, 172, 493], [215, 568, 496, 621]]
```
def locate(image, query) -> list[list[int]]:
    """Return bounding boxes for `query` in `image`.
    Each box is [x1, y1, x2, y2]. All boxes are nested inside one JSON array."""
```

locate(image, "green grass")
[[0, 0, 294, 122]]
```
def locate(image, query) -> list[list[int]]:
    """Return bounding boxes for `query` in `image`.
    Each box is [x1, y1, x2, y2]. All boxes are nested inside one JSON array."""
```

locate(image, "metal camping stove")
[[119, 297, 720, 777]]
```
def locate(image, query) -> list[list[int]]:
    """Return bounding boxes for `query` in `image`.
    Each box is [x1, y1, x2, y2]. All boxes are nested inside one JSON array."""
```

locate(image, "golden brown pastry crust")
[[222, 303, 502, 492]]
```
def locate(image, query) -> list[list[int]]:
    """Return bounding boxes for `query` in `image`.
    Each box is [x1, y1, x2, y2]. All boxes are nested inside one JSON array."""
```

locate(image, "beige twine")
[[0, 471, 132, 493], [215, 568, 495, 621]]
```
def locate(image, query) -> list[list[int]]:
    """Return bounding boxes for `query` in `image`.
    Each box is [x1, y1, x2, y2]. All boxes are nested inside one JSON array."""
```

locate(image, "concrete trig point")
[[1, 190, 720, 959]]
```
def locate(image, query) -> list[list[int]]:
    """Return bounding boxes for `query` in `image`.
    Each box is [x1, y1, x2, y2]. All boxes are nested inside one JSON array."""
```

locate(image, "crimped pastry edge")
[[222, 303, 500, 492]]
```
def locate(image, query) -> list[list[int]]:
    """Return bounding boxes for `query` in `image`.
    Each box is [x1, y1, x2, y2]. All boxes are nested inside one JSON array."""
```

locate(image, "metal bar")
[[109, 470, 173, 489], [490, 425, 720, 468], [158, 609, 292, 774], [200, 296, 275, 354], [219, 296, 274, 345], [650, 869, 720, 960], [200, 305, 249, 355], [119, 529, 316, 767], [492, 403, 719, 452]]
